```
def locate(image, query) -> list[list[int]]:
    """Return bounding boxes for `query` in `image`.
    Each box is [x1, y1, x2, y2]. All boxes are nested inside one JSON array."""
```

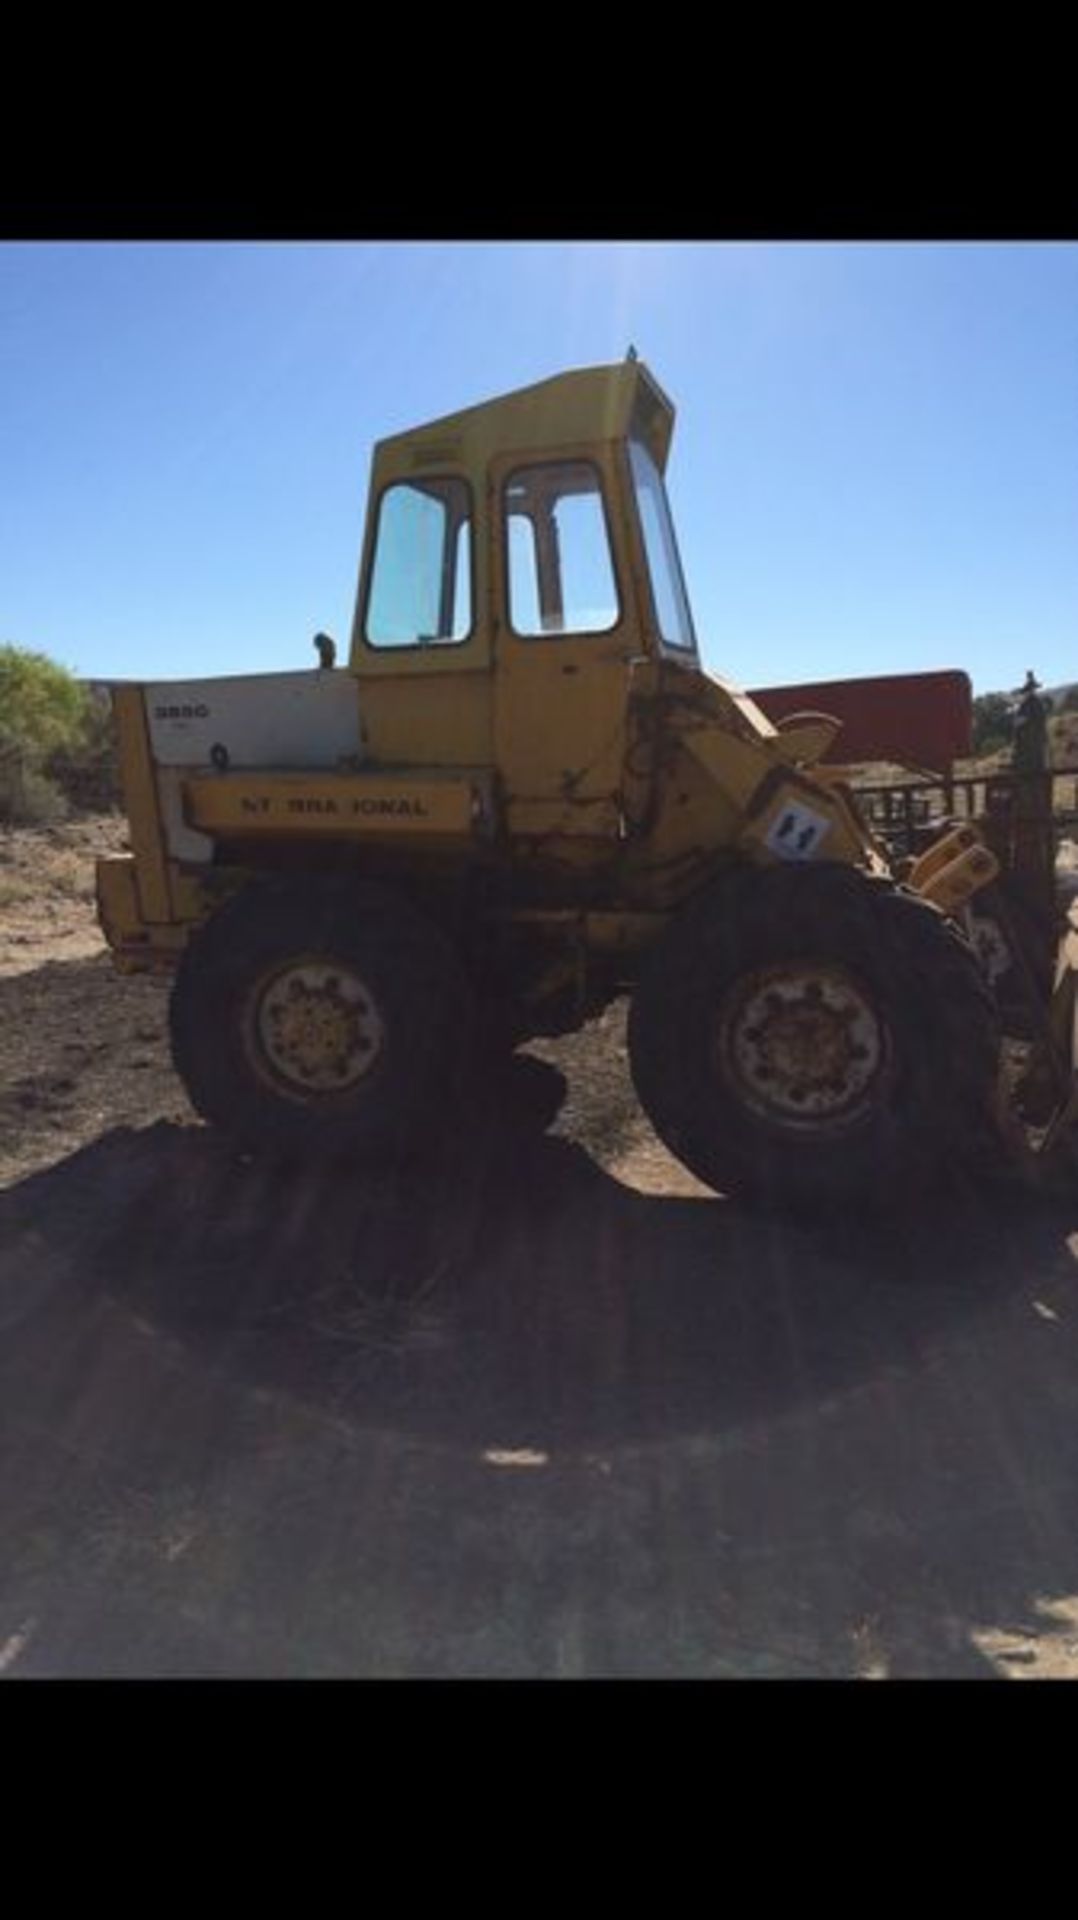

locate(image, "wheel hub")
[[250, 961, 384, 1095], [718, 963, 887, 1129]]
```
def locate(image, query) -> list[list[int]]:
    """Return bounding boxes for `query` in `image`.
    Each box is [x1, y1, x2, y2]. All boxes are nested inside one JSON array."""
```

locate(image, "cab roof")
[[371, 360, 675, 485]]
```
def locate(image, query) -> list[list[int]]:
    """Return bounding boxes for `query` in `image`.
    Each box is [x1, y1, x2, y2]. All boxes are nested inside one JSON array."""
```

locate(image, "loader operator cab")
[[349, 359, 707, 831], [354, 358, 697, 658]]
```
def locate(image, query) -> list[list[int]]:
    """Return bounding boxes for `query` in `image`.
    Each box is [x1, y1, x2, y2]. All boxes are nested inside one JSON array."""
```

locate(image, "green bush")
[[16, 765, 70, 825], [0, 644, 118, 823], [46, 686, 120, 813], [0, 644, 84, 751]]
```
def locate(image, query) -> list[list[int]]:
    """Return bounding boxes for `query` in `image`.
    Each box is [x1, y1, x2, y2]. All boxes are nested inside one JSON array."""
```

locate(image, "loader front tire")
[[170, 877, 475, 1161], [628, 863, 1001, 1214]]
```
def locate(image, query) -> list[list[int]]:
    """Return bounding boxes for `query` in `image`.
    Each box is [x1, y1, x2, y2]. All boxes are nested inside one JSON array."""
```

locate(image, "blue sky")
[[1, 241, 1074, 696]]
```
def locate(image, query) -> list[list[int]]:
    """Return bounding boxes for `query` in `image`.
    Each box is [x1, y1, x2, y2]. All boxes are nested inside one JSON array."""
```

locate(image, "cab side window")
[[504, 461, 619, 637], [365, 477, 472, 648]]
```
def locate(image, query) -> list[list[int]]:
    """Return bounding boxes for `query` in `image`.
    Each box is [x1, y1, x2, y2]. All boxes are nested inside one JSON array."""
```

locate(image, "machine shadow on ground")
[[0, 1055, 1068, 1452], [2, 1056, 1078, 1677]]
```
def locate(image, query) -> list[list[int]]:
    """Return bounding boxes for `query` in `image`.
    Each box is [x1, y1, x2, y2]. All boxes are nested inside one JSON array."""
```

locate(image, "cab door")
[[491, 446, 642, 841]]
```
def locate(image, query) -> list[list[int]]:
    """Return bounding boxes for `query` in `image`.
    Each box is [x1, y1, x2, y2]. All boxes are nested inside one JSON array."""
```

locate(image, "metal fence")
[[853, 763, 1078, 857]]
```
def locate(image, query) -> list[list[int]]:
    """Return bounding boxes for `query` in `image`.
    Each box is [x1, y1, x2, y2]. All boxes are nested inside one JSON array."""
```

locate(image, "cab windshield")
[[628, 438, 697, 654]]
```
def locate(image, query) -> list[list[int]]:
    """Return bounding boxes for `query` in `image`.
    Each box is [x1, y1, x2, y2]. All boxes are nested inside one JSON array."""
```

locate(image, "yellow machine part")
[[95, 855, 190, 971], [349, 664, 492, 769], [111, 683, 172, 922], [906, 823, 1000, 912], [681, 728, 880, 873]]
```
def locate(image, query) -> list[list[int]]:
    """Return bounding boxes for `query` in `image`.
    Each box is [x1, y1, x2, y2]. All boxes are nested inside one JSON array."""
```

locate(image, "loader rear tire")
[[628, 862, 1001, 1215], [170, 877, 476, 1161]]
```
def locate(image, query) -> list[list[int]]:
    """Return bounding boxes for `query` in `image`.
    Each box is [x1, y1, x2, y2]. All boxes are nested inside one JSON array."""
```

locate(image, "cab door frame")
[[489, 438, 651, 840]]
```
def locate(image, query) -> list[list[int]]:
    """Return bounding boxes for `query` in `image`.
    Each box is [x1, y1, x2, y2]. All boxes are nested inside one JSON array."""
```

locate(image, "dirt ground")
[[2, 819, 1078, 1678]]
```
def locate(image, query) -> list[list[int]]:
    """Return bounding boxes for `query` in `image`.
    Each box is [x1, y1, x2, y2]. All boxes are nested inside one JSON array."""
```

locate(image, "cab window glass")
[[505, 461, 619, 636], [365, 477, 472, 647], [629, 439, 696, 652]]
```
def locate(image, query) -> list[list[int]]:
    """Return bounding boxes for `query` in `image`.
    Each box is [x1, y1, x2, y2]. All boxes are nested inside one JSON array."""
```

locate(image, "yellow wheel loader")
[[96, 359, 1078, 1212]]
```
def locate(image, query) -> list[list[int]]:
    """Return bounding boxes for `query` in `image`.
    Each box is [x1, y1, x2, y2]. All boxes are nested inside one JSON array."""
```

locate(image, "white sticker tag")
[[764, 799, 831, 861]]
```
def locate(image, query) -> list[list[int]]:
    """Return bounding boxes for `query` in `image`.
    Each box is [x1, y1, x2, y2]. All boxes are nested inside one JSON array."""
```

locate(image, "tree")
[[0, 644, 85, 754], [971, 691, 1015, 756], [0, 644, 116, 822]]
